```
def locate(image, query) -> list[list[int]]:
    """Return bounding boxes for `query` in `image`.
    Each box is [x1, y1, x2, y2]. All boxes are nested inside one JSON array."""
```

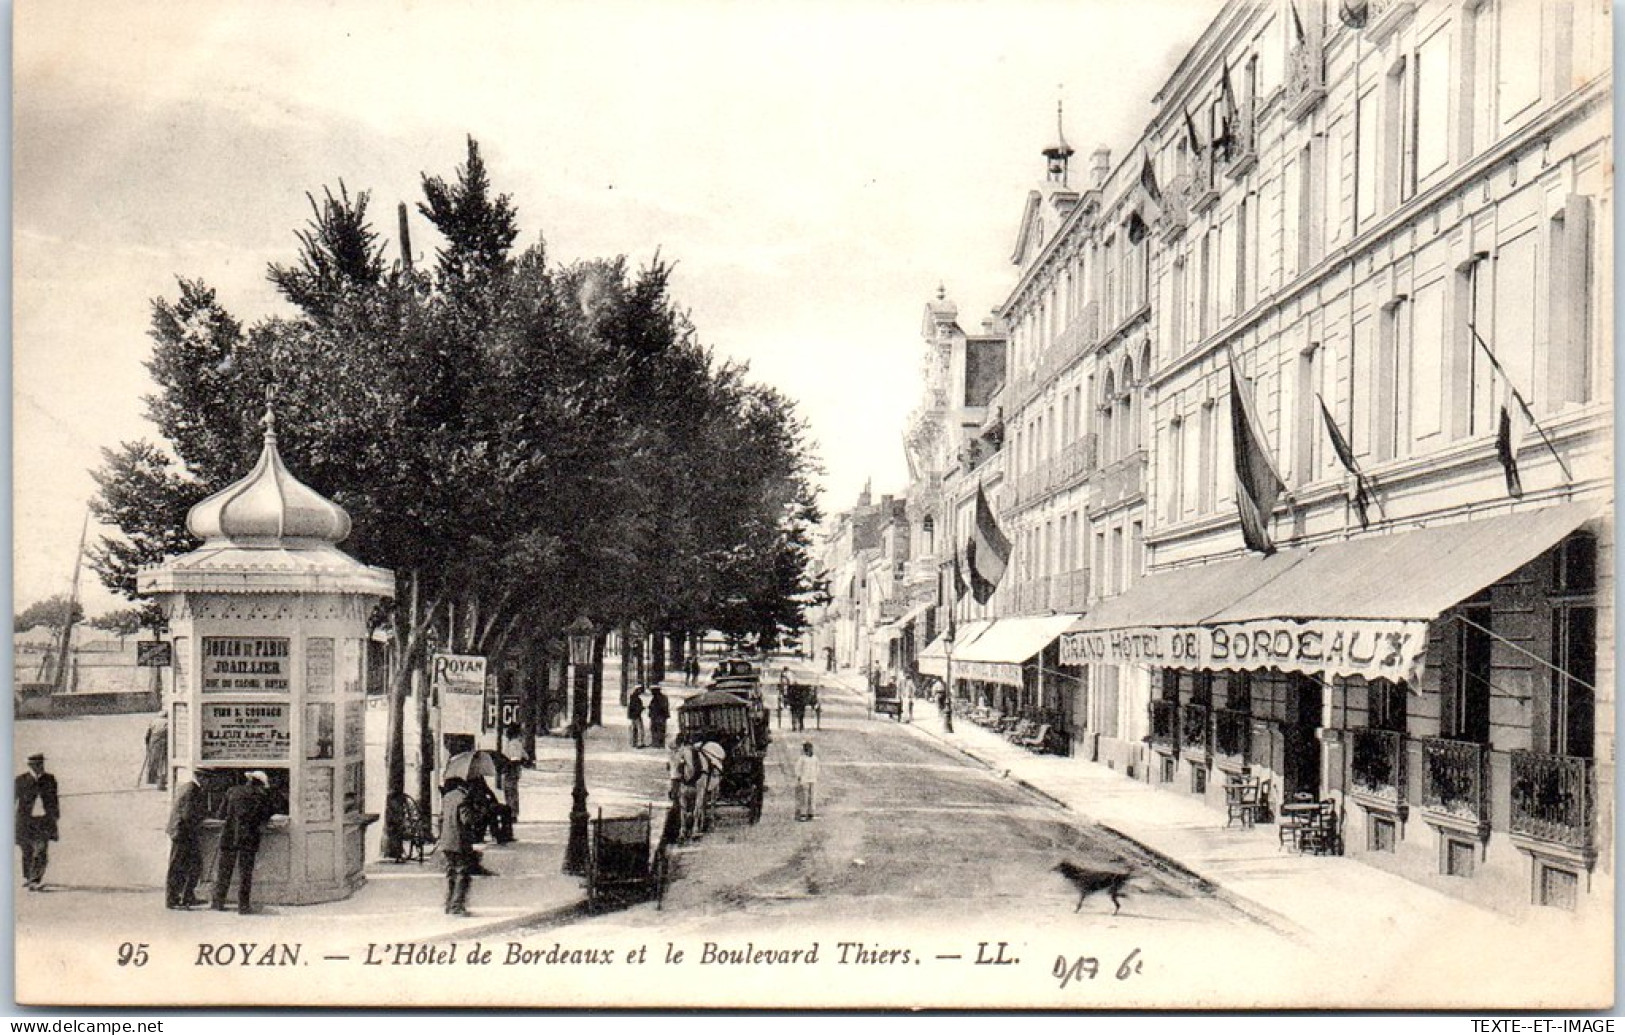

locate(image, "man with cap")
[[15, 753, 58, 891], [212, 770, 276, 915], [165, 767, 205, 909]]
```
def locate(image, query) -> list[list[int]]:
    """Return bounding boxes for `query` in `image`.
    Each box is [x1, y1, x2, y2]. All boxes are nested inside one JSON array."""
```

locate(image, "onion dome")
[[186, 406, 351, 547]]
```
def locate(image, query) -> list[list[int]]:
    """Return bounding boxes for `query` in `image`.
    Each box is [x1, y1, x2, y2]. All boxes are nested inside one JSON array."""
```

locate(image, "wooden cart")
[[586, 805, 667, 911]]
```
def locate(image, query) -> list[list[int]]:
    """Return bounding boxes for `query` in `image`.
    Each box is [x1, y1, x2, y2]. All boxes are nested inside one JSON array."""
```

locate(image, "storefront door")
[[1282, 676, 1322, 800]]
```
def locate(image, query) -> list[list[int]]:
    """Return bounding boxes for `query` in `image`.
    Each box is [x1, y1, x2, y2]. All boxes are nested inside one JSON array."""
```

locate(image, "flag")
[[1469, 323, 1572, 497], [1217, 62, 1240, 160], [968, 484, 1012, 605], [1289, 0, 1307, 44], [1229, 359, 1287, 554], [1183, 107, 1204, 156], [1496, 381, 1529, 498], [1316, 393, 1373, 528], [951, 542, 969, 602], [1127, 210, 1150, 245], [1139, 153, 1162, 204]]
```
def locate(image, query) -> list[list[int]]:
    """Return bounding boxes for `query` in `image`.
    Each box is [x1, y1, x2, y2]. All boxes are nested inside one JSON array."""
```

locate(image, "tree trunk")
[[649, 630, 666, 683], [589, 630, 607, 726], [668, 632, 683, 667], [619, 623, 632, 706]]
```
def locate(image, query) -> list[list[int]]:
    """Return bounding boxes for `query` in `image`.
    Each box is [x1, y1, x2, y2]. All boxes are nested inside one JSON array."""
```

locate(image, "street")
[[520, 663, 1279, 945]]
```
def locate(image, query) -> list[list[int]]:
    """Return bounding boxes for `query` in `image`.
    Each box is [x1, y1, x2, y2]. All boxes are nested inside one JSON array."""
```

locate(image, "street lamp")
[[562, 616, 596, 876]]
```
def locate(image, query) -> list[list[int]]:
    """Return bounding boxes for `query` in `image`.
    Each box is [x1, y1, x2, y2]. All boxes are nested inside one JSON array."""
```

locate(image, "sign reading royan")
[[433, 653, 487, 736], [1059, 618, 1429, 683]]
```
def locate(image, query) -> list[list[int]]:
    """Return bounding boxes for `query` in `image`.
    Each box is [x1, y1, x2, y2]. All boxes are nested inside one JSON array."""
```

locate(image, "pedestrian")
[[15, 752, 59, 891], [439, 776, 475, 916], [939, 687, 955, 734], [647, 686, 670, 749], [500, 723, 525, 824], [211, 770, 275, 915], [628, 686, 646, 749], [464, 773, 502, 844], [685, 655, 700, 686], [141, 714, 169, 790], [165, 767, 204, 909], [787, 684, 806, 731], [808, 685, 821, 730], [794, 742, 820, 821], [697, 739, 727, 834], [674, 738, 704, 842]]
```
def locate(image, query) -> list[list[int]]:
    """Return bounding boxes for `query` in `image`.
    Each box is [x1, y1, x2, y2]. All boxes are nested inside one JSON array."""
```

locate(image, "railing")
[[1153, 175, 1191, 240], [1090, 449, 1147, 512], [1213, 708, 1250, 760], [1284, 38, 1326, 120], [1509, 751, 1594, 850], [1350, 728, 1405, 803], [1222, 115, 1257, 178], [1149, 699, 1179, 748], [1180, 703, 1211, 755], [1420, 737, 1490, 824], [1364, 0, 1417, 43]]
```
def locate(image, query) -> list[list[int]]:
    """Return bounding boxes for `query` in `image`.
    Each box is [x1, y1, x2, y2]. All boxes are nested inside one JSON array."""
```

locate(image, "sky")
[[13, 0, 1218, 615]]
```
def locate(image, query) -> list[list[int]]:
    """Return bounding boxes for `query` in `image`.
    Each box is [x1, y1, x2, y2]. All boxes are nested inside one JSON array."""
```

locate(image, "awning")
[[916, 619, 992, 680], [1061, 502, 1602, 683], [947, 614, 1079, 686]]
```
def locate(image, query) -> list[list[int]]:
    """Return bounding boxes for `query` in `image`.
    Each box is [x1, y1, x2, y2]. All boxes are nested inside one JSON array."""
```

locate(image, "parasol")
[[444, 750, 501, 782]]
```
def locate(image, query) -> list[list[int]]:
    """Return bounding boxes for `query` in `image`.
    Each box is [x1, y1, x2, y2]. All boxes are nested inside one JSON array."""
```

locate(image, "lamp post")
[[562, 616, 596, 876]]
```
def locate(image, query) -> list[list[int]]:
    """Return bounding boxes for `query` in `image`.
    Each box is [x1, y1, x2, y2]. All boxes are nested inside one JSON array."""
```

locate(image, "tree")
[[15, 595, 84, 632], [267, 182, 388, 324], [88, 607, 151, 636]]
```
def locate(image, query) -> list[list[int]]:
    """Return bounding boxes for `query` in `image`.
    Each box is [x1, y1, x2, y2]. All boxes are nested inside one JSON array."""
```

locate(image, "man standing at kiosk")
[[212, 770, 275, 915]]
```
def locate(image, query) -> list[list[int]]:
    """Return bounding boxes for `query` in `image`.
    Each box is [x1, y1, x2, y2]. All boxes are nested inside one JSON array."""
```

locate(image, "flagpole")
[[1468, 323, 1575, 485]]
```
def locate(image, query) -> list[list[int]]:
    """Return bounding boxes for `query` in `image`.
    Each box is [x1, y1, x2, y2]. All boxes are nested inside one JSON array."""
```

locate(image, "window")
[[1166, 415, 1186, 522], [1548, 605, 1595, 757], [1368, 678, 1409, 733], [1411, 280, 1446, 442], [1293, 342, 1322, 485], [1494, 230, 1540, 417], [1197, 399, 1217, 513], [1442, 600, 1493, 743], [1498, 0, 1542, 126], [1170, 256, 1187, 354], [1299, 141, 1321, 269], [1094, 531, 1108, 600], [1547, 196, 1595, 410], [1371, 816, 1397, 853], [1375, 297, 1408, 461], [1129, 521, 1144, 584], [1355, 88, 1379, 229], [1235, 198, 1250, 312], [1389, 55, 1415, 204], [1198, 232, 1213, 339], [1111, 526, 1125, 595], [1415, 28, 1452, 182], [1351, 316, 1375, 457]]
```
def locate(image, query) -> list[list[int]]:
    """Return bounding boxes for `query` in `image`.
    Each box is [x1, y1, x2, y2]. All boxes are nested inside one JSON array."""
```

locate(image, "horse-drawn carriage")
[[677, 689, 767, 824]]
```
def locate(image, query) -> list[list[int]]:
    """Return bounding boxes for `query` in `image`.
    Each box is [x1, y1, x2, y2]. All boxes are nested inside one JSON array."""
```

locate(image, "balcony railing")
[[1420, 737, 1490, 824], [1153, 175, 1191, 241], [1090, 449, 1147, 512], [1213, 708, 1250, 760], [1509, 751, 1595, 850], [1180, 703, 1211, 756], [1221, 116, 1257, 178], [1149, 699, 1179, 748], [1350, 728, 1405, 803], [1284, 39, 1326, 120], [1364, 0, 1417, 43]]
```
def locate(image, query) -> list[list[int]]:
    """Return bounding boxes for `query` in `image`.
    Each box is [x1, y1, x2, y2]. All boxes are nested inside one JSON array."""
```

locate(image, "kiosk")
[[138, 410, 394, 904]]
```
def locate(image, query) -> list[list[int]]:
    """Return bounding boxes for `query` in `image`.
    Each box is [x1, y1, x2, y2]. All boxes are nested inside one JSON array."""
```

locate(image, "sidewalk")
[[18, 659, 710, 949], [818, 669, 1608, 958]]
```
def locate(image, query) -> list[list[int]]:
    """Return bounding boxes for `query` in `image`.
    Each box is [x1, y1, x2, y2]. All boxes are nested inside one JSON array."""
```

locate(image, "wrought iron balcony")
[[1214, 708, 1251, 760], [1149, 699, 1180, 749], [1284, 39, 1326, 120], [1221, 116, 1257, 179], [1180, 703, 1211, 756], [1090, 449, 1147, 513], [1420, 737, 1490, 824], [1364, 0, 1417, 43], [1153, 175, 1191, 241], [1510, 751, 1595, 851], [1350, 728, 1405, 803]]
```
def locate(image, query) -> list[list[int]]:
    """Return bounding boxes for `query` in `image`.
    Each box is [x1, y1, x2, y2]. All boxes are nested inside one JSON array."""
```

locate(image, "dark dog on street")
[[1054, 862, 1131, 914]]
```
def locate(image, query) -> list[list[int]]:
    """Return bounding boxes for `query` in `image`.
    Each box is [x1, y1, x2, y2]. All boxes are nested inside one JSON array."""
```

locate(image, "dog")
[[1054, 861, 1131, 914]]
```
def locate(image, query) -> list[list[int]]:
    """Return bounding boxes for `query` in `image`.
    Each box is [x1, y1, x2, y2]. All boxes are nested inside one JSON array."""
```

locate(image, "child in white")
[[794, 741, 819, 821]]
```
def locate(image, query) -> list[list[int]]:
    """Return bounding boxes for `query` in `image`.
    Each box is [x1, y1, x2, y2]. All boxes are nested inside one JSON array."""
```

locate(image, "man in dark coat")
[[15, 753, 59, 891], [211, 770, 275, 915], [440, 777, 475, 916], [165, 767, 205, 909], [647, 686, 670, 749]]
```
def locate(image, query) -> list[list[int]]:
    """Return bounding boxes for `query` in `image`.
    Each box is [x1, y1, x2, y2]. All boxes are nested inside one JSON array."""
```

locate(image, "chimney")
[[1090, 146, 1112, 189]]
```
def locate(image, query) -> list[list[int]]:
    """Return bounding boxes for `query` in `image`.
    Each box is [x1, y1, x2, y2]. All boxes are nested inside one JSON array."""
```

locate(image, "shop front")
[[951, 614, 1081, 755], [1061, 503, 1609, 914]]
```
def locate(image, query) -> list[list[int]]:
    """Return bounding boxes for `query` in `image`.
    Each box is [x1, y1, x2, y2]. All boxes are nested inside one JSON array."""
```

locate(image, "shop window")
[[1189, 671, 1214, 707], [1160, 669, 1182, 704], [1444, 837, 1476, 878], [1220, 671, 1252, 713], [1370, 815, 1398, 853], [1548, 605, 1595, 758], [1442, 602, 1492, 743], [1538, 864, 1579, 910], [1368, 678, 1408, 733], [1192, 765, 1208, 795], [1551, 532, 1597, 595]]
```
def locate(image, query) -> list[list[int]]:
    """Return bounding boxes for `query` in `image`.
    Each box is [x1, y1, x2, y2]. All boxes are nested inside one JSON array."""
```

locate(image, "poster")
[[199, 702, 291, 761], [201, 636, 291, 692]]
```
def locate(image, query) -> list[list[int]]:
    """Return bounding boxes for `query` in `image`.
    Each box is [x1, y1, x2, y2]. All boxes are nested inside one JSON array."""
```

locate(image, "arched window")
[[1120, 356, 1137, 457]]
